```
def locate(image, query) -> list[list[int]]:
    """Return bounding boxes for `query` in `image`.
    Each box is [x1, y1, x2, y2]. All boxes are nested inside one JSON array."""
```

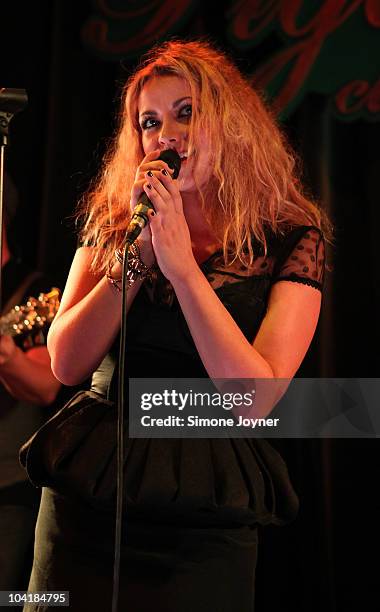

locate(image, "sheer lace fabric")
[[145, 226, 325, 307]]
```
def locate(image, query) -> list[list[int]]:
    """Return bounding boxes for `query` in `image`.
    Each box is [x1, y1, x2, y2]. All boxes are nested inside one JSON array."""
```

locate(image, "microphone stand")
[[0, 110, 11, 313], [112, 149, 181, 612], [0, 88, 28, 313]]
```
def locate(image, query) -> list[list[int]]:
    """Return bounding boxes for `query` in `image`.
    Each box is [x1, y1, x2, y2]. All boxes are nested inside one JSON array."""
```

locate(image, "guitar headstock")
[[0, 288, 61, 349]]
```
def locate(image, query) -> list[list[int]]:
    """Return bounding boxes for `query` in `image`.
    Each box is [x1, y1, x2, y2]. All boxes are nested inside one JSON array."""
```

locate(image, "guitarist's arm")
[[0, 336, 61, 405]]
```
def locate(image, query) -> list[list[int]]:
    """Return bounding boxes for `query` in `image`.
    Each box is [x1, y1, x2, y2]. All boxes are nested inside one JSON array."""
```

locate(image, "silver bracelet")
[[106, 262, 122, 293], [115, 242, 157, 283]]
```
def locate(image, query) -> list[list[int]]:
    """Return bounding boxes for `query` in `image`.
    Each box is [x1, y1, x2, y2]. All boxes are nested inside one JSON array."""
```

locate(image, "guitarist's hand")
[[0, 335, 17, 366]]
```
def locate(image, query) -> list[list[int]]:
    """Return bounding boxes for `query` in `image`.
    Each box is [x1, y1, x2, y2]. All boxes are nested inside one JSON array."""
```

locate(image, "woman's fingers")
[[130, 178, 149, 209], [140, 161, 175, 177], [130, 151, 178, 229], [143, 169, 182, 214], [137, 149, 174, 175]]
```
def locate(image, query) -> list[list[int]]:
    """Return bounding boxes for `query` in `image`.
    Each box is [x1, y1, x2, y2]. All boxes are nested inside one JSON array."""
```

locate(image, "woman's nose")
[[158, 118, 185, 147]]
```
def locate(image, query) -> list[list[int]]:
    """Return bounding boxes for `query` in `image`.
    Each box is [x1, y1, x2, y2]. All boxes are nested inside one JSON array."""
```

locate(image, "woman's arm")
[[47, 245, 154, 386], [49, 151, 167, 386], [171, 269, 321, 416], [0, 340, 61, 405], [134, 160, 322, 416], [139, 161, 322, 383]]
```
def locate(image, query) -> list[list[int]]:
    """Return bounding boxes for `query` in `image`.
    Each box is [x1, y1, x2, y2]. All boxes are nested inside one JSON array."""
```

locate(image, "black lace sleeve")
[[272, 226, 325, 290]]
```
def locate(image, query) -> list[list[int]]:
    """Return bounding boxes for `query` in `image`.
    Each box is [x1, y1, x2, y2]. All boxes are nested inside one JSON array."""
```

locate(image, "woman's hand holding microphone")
[[125, 149, 197, 284]]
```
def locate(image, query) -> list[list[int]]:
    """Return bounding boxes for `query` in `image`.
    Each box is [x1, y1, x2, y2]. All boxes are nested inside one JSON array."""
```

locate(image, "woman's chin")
[[177, 174, 195, 193]]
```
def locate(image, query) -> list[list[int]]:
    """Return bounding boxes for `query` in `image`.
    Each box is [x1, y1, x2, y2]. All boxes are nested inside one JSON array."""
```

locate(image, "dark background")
[[1, 2, 379, 610]]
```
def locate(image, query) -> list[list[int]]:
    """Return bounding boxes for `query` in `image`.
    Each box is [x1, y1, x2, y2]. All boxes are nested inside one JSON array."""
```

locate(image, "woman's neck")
[[181, 191, 222, 261]]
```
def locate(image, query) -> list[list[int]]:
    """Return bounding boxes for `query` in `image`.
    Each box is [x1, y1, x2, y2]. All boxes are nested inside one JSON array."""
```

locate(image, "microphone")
[[125, 149, 181, 246], [0, 88, 28, 114]]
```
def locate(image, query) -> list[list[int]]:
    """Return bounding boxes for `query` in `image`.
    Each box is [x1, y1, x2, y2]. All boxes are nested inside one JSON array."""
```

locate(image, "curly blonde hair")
[[77, 39, 332, 272]]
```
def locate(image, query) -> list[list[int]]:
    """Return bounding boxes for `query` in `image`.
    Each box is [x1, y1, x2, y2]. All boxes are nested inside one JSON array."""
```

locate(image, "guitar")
[[0, 288, 60, 350]]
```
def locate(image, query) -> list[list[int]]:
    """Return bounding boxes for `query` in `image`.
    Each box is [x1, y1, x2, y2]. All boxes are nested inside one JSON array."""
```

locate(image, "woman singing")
[[24, 40, 331, 611]]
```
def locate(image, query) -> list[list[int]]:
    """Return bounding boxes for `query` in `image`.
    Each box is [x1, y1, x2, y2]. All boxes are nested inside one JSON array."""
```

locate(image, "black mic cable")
[[111, 148, 181, 612]]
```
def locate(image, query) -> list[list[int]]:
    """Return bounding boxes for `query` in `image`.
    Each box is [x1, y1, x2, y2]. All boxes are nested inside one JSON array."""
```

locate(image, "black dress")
[[24, 225, 325, 612]]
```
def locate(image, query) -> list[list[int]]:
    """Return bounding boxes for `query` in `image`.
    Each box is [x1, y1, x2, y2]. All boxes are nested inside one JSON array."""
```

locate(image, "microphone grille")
[[159, 149, 181, 179]]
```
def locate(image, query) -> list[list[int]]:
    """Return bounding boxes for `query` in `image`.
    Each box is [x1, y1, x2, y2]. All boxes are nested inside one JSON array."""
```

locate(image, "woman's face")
[[137, 75, 211, 194]]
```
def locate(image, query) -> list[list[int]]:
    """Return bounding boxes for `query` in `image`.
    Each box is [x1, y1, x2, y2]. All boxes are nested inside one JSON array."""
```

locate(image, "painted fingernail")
[[146, 183, 152, 189], [147, 170, 153, 177], [161, 169, 168, 176]]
